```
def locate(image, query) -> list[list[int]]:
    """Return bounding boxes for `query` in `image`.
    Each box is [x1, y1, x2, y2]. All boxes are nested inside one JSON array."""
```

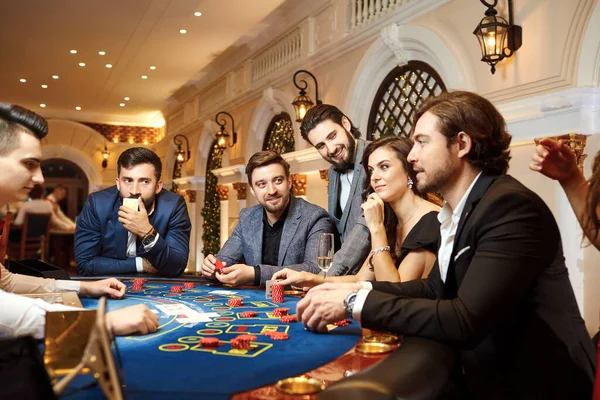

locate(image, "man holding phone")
[[75, 148, 191, 277]]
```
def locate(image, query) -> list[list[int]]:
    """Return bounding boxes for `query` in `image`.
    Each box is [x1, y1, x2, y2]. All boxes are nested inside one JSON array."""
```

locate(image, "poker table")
[[63, 277, 397, 400]]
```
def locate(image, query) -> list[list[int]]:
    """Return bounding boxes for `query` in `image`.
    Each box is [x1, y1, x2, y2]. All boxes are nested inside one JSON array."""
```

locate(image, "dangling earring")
[[407, 177, 414, 189]]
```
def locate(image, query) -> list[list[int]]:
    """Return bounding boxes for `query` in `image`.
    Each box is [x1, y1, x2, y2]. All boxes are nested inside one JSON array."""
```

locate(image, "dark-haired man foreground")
[[75, 147, 191, 277], [0, 103, 158, 338], [296, 91, 596, 399]]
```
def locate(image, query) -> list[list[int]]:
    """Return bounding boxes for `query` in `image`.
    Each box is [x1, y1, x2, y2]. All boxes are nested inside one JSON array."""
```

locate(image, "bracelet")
[[370, 246, 390, 255]]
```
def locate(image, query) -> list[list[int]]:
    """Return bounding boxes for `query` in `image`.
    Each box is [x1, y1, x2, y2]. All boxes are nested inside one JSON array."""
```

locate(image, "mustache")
[[328, 146, 343, 158], [265, 195, 281, 201]]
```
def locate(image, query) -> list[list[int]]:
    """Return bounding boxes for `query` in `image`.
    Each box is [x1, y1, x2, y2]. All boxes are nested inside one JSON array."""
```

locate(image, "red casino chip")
[[270, 332, 289, 340], [271, 283, 284, 303], [227, 297, 243, 307], [183, 282, 195, 289], [170, 285, 183, 293], [272, 307, 289, 317], [199, 337, 220, 348], [280, 315, 298, 323], [333, 319, 352, 327], [240, 311, 257, 318], [237, 334, 257, 342], [231, 336, 251, 350], [215, 259, 226, 274]]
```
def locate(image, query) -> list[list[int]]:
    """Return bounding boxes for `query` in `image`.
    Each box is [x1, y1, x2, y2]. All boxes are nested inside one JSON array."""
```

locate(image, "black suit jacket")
[[362, 173, 596, 399]]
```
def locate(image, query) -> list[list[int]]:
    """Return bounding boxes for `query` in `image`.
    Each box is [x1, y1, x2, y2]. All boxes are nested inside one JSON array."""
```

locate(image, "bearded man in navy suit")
[[75, 148, 191, 277]]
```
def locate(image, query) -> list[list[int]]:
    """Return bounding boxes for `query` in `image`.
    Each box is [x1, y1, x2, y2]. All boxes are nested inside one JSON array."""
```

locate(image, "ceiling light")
[[194, 11, 202, 17], [70, 49, 77, 54], [75, 106, 81, 111], [105, 64, 113, 68], [52, 75, 59, 79], [98, 51, 106, 55], [179, 29, 187, 34], [41, 84, 48, 88], [149, 66, 156, 70], [119, 103, 125, 107], [19, 78, 26, 83], [79, 62, 86, 67], [141, 75, 148, 80], [40, 104, 46, 108], [124, 97, 130, 101]]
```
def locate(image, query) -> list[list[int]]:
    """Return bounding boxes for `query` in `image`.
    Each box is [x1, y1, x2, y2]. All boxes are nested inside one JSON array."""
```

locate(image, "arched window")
[[262, 112, 295, 154], [367, 61, 446, 140], [201, 141, 224, 256]]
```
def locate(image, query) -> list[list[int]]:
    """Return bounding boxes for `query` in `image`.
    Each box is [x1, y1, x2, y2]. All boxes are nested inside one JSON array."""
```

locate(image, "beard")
[[262, 191, 290, 216], [329, 131, 356, 172], [415, 158, 456, 194]]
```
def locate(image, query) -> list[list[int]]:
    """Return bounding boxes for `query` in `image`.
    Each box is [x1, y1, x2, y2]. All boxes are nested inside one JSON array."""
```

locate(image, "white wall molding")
[[211, 164, 246, 185], [577, 0, 600, 86], [498, 86, 600, 142], [171, 176, 206, 191]]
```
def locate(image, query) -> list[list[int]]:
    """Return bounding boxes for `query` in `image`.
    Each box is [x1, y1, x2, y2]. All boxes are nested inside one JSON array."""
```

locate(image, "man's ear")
[[155, 180, 163, 194], [115, 177, 120, 190], [341, 116, 351, 132], [456, 132, 473, 159], [249, 185, 256, 198]]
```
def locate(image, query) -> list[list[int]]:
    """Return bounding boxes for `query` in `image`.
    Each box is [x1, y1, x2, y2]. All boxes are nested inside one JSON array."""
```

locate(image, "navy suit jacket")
[[216, 196, 338, 285], [75, 186, 191, 277]]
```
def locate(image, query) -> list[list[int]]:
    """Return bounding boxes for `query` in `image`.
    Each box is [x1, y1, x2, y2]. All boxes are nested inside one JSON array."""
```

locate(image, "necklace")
[[397, 202, 421, 231]]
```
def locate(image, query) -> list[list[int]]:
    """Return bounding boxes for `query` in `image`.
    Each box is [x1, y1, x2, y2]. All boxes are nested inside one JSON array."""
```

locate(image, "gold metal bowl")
[[276, 376, 326, 395], [355, 342, 395, 354], [284, 289, 305, 297], [362, 333, 399, 344]]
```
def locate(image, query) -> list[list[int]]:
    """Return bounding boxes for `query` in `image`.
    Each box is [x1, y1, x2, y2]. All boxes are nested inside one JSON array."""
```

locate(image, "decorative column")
[[216, 185, 230, 247], [233, 182, 247, 211], [291, 174, 307, 199], [183, 190, 197, 272]]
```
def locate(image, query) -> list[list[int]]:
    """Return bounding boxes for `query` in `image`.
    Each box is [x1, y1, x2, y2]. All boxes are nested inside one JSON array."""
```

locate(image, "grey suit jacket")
[[216, 196, 338, 285], [327, 139, 371, 276]]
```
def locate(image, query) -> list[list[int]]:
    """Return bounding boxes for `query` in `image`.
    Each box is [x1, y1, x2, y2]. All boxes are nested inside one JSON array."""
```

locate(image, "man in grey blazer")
[[300, 104, 371, 276], [200, 151, 338, 286]]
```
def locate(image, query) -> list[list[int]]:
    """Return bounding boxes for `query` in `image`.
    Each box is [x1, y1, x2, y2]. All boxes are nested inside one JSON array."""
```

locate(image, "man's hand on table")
[[201, 254, 222, 279], [296, 283, 362, 332], [79, 278, 126, 299], [106, 305, 159, 336], [216, 264, 254, 286]]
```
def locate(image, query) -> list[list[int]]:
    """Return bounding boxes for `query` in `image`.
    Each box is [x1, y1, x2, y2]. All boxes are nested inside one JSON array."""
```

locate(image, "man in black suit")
[[296, 91, 596, 399]]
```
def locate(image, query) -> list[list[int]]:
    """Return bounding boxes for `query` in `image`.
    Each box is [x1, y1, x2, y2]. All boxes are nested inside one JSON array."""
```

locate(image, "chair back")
[[0, 212, 12, 262], [8, 212, 51, 260]]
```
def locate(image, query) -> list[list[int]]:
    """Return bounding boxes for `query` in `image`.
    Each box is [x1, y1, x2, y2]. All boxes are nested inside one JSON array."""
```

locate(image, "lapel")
[[249, 206, 264, 266], [328, 167, 340, 217], [112, 198, 129, 259], [444, 173, 500, 296], [278, 196, 301, 265], [339, 139, 367, 229]]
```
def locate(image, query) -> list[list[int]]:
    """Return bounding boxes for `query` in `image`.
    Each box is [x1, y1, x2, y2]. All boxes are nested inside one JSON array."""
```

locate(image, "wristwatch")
[[142, 227, 157, 246], [343, 291, 358, 319]]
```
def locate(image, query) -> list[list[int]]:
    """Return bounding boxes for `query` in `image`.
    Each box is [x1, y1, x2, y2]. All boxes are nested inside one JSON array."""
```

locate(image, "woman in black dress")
[[273, 136, 440, 288]]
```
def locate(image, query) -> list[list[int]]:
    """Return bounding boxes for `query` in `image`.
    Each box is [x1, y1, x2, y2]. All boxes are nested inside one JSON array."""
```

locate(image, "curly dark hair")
[[412, 91, 512, 175], [117, 147, 163, 181], [360, 136, 429, 266], [300, 104, 361, 143]]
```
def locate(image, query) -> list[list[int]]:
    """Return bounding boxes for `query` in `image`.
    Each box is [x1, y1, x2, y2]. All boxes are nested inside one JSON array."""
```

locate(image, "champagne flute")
[[317, 233, 334, 275]]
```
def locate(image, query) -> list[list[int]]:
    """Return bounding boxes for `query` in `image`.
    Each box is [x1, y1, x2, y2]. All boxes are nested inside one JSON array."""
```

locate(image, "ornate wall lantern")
[[215, 111, 237, 150], [174, 134, 190, 163], [292, 70, 322, 122]]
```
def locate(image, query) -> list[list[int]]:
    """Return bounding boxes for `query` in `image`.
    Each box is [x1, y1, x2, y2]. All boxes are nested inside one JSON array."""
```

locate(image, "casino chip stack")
[[280, 315, 297, 323], [272, 307, 289, 317], [131, 278, 145, 291], [231, 334, 256, 350], [228, 297, 243, 307], [240, 311, 257, 318], [333, 319, 352, 326], [183, 282, 195, 289], [170, 285, 183, 293], [271, 283, 284, 303], [199, 337, 220, 348]]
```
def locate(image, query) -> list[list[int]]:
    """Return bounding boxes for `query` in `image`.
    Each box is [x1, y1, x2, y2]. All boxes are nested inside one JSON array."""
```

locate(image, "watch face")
[[143, 234, 155, 245]]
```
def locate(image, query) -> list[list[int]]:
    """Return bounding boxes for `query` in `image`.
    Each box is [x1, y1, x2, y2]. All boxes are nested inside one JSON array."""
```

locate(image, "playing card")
[[265, 279, 281, 299], [123, 197, 138, 210]]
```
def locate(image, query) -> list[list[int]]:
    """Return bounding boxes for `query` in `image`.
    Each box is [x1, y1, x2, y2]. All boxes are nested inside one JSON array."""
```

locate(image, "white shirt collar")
[[437, 171, 483, 225]]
